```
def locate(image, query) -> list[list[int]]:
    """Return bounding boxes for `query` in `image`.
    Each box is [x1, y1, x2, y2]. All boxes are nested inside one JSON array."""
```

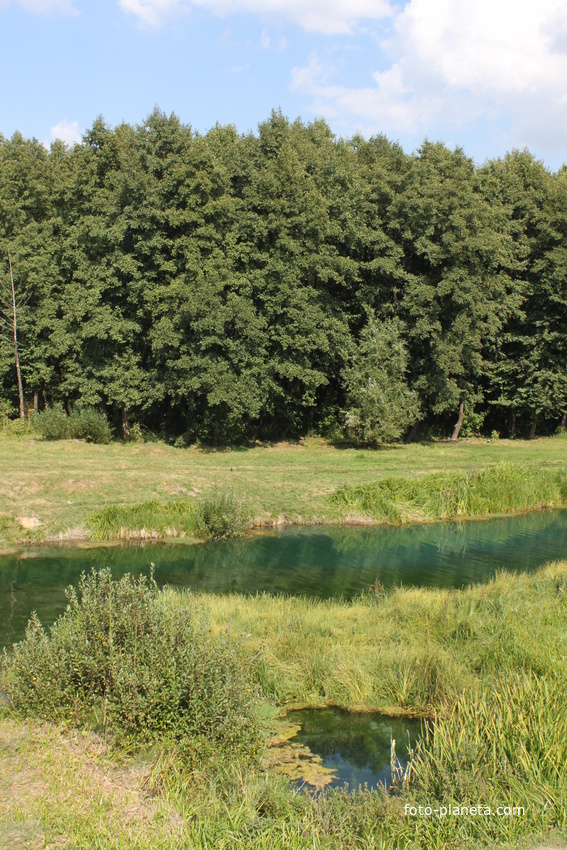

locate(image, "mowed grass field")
[[1, 433, 566, 546]]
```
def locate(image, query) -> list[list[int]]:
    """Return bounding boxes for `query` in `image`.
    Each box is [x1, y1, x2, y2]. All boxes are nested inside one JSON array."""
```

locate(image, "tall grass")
[[86, 489, 251, 541], [330, 462, 567, 523], [86, 500, 199, 540]]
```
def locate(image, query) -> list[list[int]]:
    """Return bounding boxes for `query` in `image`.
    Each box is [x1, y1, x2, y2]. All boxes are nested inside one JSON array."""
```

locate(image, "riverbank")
[[1, 560, 566, 849], [1, 433, 566, 545]]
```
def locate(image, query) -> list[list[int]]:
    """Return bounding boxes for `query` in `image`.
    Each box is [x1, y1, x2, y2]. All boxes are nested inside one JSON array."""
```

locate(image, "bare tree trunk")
[[560, 413, 567, 431], [121, 407, 130, 439], [33, 391, 38, 414], [404, 422, 419, 444], [509, 408, 516, 439], [528, 414, 538, 440], [7, 252, 25, 420], [450, 400, 465, 441]]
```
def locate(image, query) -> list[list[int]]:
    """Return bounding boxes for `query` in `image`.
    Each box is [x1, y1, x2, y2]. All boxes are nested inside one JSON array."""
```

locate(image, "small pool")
[[287, 707, 422, 791]]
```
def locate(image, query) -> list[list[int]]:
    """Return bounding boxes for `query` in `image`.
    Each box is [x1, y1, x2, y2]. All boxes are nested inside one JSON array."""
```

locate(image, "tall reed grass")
[[86, 500, 199, 540], [86, 489, 250, 541], [330, 462, 567, 523]]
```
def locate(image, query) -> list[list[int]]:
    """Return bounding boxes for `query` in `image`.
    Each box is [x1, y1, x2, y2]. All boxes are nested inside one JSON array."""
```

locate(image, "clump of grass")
[[411, 670, 567, 829], [1, 570, 262, 760], [196, 488, 251, 540], [86, 489, 251, 541], [86, 500, 199, 540], [330, 462, 567, 523]]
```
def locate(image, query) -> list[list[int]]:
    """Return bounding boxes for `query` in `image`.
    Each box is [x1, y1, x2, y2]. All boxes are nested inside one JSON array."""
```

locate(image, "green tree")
[[344, 314, 420, 444], [390, 142, 520, 439]]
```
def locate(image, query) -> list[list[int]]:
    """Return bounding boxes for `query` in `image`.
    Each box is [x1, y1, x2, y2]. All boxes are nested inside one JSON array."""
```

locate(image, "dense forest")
[[1, 109, 566, 444]]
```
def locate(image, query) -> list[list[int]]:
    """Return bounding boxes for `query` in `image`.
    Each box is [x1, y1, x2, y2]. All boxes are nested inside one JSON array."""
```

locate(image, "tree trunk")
[[528, 414, 538, 440], [560, 413, 567, 431], [8, 252, 24, 419], [450, 400, 465, 441], [508, 408, 516, 439], [404, 422, 419, 444], [121, 407, 130, 439], [33, 391, 38, 414]]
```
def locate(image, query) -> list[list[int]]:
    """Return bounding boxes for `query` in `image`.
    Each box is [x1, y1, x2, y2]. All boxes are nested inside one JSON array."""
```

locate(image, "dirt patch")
[[15, 517, 42, 530]]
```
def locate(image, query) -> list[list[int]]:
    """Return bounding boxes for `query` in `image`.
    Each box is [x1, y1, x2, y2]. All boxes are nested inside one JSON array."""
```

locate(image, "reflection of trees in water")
[[290, 708, 420, 773], [1, 509, 566, 645]]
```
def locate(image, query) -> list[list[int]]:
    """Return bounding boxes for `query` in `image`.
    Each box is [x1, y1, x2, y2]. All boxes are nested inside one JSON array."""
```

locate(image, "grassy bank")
[[0, 433, 566, 545], [330, 462, 567, 524], [2, 562, 567, 849]]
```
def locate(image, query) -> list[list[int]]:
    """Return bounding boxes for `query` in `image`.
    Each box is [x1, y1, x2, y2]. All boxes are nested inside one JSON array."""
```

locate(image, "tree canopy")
[[1, 109, 565, 443]]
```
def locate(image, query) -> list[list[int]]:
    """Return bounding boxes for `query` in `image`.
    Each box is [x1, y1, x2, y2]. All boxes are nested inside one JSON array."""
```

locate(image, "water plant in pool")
[[272, 708, 422, 792]]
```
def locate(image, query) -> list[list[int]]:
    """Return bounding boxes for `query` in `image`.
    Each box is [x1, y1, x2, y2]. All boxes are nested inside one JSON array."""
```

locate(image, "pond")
[[1, 509, 566, 647], [286, 708, 422, 792]]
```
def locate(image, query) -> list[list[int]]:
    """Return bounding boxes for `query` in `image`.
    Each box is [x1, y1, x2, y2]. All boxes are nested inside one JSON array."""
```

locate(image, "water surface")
[[289, 708, 421, 791], [1, 509, 566, 647]]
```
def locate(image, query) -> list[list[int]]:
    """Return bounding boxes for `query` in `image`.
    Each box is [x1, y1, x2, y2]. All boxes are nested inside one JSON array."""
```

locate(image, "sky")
[[1, 0, 567, 169]]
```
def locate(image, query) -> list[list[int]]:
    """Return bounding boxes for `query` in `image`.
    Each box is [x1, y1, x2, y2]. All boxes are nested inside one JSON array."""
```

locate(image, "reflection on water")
[[1, 509, 566, 646], [289, 707, 421, 791]]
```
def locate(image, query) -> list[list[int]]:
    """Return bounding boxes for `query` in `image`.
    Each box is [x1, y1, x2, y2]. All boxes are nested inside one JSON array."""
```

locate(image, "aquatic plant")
[[86, 489, 250, 541]]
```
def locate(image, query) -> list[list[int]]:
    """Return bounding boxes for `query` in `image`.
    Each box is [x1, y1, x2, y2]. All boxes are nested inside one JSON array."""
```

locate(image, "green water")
[[289, 708, 421, 791], [1, 509, 566, 647]]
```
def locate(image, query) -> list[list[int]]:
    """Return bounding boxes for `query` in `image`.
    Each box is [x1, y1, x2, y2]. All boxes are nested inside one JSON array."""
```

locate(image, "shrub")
[[1, 570, 262, 758], [196, 488, 251, 540], [68, 408, 111, 444], [36, 406, 69, 440], [37, 406, 111, 443]]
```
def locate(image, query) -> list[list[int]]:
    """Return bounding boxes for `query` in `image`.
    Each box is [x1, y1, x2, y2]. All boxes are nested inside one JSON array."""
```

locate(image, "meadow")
[[1, 561, 567, 849], [1, 432, 567, 849], [1, 431, 566, 546]]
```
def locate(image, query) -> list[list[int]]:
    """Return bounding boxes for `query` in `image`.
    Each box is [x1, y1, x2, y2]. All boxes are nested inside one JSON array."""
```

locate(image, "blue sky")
[[2, 0, 567, 169]]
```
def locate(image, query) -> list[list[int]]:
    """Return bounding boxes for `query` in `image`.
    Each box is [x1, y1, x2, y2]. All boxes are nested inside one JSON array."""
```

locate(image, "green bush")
[[68, 408, 111, 444], [1, 570, 262, 758], [37, 406, 111, 443], [36, 406, 69, 440], [196, 488, 251, 540]]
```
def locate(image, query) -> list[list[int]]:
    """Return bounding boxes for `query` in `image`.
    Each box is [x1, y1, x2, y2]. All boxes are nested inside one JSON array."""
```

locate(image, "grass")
[[195, 559, 567, 712], [86, 500, 200, 540], [1, 561, 567, 848], [1, 429, 567, 847], [330, 462, 567, 523], [1, 432, 567, 545]]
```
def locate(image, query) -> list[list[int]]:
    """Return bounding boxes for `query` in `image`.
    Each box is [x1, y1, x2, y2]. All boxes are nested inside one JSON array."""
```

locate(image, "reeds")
[[86, 489, 251, 541]]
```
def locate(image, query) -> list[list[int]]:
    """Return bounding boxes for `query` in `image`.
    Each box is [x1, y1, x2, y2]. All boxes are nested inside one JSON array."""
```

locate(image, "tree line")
[[1, 109, 566, 443]]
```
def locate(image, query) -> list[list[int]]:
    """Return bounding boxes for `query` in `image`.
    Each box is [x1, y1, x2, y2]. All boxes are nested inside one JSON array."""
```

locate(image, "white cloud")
[[119, 0, 180, 26], [292, 0, 567, 154], [51, 119, 82, 146], [260, 28, 270, 49], [7, 0, 78, 12], [119, 0, 393, 33]]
